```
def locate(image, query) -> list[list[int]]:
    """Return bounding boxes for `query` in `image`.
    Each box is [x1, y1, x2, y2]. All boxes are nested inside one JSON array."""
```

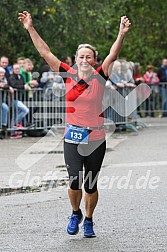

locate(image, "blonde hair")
[[24, 58, 33, 65], [76, 44, 98, 59], [17, 56, 25, 62]]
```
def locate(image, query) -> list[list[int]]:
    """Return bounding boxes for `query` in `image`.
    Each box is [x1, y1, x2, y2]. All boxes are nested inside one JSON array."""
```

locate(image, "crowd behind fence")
[[0, 82, 167, 136]]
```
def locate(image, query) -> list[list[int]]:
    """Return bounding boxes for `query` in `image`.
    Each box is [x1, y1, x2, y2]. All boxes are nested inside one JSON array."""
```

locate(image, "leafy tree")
[[0, 0, 166, 70]]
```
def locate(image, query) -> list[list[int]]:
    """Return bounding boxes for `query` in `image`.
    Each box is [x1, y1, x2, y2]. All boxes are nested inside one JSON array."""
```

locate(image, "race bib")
[[65, 124, 89, 144]]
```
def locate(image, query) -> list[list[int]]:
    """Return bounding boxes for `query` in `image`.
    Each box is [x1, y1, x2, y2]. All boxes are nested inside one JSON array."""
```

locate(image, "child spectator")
[[20, 58, 39, 93], [17, 57, 25, 70]]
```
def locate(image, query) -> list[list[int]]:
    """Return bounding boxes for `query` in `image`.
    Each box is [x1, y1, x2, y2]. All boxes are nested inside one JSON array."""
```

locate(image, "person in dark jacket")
[[8, 63, 29, 137], [0, 67, 13, 139], [157, 58, 167, 117]]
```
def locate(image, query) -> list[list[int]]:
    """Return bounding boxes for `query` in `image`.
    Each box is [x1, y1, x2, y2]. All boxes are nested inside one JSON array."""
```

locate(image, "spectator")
[[143, 65, 159, 117], [94, 55, 103, 69], [20, 58, 39, 124], [103, 82, 116, 127], [40, 68, 65, 125], [157, 58, 167, 117], [20, 56, 39, 124], [40, 68, 65, 99], [0, 56, 11, 80], [105, 60, 126, 127], [133, 62, 144, 85], [0, 67, 12, 139], [109, 60, 123, 87], [101, 57, 115, 127], [17, 57, 25, 70], [120, 61, 136, 88], [133, 62, 144, 117], [108, 60, 135, 89], [61, 56, 72, 66], [20, 58, 39, 92], [8, 63, 29, 138], [7, 65, 13, 74], [38, 60, 50, 81], [103, 61, 119, 123], [0, 101, 9, 139]]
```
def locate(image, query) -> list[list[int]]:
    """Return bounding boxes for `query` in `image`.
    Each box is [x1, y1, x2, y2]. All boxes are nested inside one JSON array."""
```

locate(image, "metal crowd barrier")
[[0, 88, 66, 133], [103, 85, 137, 126], [138, 82, 167, 117], [1, 83, 167, 135], [0, 88, 44, 132]]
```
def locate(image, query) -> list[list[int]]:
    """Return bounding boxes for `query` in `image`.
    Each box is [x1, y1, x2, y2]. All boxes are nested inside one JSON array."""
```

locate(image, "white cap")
[[0, 67, 5, 73]]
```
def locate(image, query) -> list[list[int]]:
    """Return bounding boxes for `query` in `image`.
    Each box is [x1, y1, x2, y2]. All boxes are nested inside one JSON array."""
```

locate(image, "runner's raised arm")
[[18, 11, 61, 72], [102, 16, 131, 76]]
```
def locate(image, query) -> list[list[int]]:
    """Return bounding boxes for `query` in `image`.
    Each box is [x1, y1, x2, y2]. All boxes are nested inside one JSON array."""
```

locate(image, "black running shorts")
[[64, 139, 106, 193]]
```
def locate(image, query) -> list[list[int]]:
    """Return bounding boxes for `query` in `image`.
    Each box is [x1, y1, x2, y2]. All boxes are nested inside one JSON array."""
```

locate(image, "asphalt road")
[[0, 118, 167, 252]]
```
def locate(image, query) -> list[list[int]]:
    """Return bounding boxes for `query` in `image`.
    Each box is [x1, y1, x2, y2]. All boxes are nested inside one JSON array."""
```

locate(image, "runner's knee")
[[69, 176, 83, 190], [84, 182, 97, 194]]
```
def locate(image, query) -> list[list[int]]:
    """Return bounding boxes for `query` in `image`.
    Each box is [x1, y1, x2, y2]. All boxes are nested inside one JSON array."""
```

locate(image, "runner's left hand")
[[119, 16, 131, 33]]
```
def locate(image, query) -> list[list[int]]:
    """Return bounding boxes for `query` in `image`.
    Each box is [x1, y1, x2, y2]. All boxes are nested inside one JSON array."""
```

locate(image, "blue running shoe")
[[66, 213, 83, 235], [83, 219, 96, 238]]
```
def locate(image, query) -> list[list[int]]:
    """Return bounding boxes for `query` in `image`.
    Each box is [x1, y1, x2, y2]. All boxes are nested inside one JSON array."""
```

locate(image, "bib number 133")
[[70, 132, 82, 140], [65, 124, 89, 144]]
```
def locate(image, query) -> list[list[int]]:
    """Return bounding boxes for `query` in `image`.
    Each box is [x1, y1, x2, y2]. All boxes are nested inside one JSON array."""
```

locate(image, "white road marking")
[[111, 161, 167, 168]]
